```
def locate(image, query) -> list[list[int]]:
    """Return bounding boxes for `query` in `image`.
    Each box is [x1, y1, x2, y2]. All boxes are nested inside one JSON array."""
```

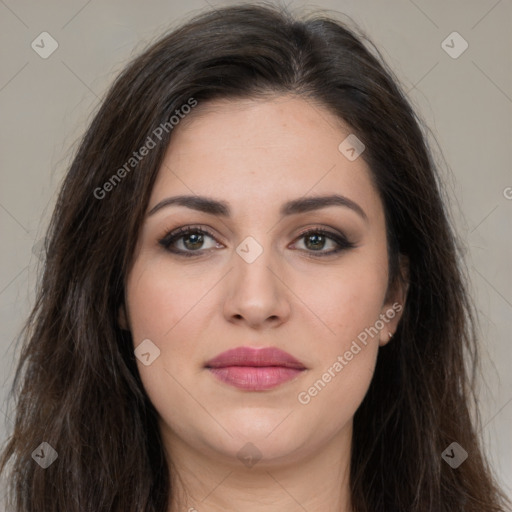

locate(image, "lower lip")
[[207, 366, 304, 390]]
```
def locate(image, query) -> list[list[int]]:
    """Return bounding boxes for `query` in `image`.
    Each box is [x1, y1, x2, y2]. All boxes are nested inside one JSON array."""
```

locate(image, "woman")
[[1, 3, 509, 511]]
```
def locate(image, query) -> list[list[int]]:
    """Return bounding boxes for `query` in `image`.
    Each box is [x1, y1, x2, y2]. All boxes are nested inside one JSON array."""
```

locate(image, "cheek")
[[125, 255, 210, 343], [296, 344, 377, 441], [125, 259, 208, 431], [124, 258, 206, 390], [302, 255, 389, 347], [294, 252, 387, 415]]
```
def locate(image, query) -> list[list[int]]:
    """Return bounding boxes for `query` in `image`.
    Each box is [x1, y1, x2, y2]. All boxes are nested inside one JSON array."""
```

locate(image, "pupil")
[[184, 233, 203, 249], [306, 233, 325, 250]]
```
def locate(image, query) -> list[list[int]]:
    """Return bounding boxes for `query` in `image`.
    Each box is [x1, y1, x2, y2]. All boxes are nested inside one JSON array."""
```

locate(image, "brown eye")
[[181, 231, 205, 250], [159, 226, 221, 256], [304, 232, 329, 251], [292, 228, 355, 256]]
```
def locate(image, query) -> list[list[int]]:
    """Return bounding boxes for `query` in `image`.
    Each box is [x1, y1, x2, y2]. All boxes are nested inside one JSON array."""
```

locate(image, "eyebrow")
[[147, 194, 368, 222]]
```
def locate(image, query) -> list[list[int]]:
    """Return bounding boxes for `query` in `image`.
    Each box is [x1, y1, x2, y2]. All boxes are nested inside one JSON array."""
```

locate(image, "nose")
[[223, 247, 291, 330]]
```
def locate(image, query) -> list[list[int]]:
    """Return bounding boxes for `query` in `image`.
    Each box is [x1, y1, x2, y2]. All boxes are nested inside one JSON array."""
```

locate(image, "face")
[[121, 95, 406, 469]]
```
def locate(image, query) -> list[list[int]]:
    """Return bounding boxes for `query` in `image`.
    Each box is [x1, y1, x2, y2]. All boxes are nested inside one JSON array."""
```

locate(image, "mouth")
[[204, 346, 307, 391]]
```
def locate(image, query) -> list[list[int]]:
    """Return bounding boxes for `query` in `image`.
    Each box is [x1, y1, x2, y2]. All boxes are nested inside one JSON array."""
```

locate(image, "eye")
[[158, 226, 222, 257], [158, 225, 356, 258], [291, 228, 356, 257]]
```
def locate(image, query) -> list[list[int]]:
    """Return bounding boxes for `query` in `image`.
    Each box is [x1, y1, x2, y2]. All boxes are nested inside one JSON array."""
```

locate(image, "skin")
[[120, 95, 408, 512]]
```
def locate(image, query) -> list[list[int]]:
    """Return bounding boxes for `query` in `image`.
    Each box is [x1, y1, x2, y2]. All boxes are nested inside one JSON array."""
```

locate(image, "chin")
[[205, 414, 312, 464]]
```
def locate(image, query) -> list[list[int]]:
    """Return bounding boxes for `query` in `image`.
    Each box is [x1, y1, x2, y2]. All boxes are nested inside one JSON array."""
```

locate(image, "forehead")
[[169, 94, 350, 155], [151, 95, 382, 222]]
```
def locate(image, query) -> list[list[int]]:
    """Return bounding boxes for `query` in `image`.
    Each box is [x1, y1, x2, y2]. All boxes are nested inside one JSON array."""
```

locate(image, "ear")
[[378, 254, 409, 347], [118, 302, 130, 331]]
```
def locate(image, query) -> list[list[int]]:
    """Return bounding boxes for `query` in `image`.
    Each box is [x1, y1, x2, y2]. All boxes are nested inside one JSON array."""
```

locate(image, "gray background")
[[1, 0, 511, 502]]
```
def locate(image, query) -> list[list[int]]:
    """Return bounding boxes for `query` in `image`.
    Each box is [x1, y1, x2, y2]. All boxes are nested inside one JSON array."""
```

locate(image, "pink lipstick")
[[204, 346, 306, 391]]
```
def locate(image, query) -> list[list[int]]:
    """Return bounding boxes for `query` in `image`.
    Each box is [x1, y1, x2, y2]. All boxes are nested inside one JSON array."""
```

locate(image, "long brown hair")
[[1, 3, 509, 511]]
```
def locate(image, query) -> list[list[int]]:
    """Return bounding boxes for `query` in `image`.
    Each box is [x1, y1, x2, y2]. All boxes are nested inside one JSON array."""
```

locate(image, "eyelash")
[[158, 225, 356, 258]]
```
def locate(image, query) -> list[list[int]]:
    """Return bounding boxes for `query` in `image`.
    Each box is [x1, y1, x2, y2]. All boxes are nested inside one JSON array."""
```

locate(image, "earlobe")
[[379, 255, 409, 346], [378, 301, 404, 346]]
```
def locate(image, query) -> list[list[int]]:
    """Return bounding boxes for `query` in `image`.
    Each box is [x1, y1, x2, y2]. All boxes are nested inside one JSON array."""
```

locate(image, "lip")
[[205, 346, 307, 391]]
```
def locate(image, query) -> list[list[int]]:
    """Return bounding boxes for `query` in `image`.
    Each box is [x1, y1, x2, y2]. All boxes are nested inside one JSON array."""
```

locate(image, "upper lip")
[[205, 346, 306, 369]]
